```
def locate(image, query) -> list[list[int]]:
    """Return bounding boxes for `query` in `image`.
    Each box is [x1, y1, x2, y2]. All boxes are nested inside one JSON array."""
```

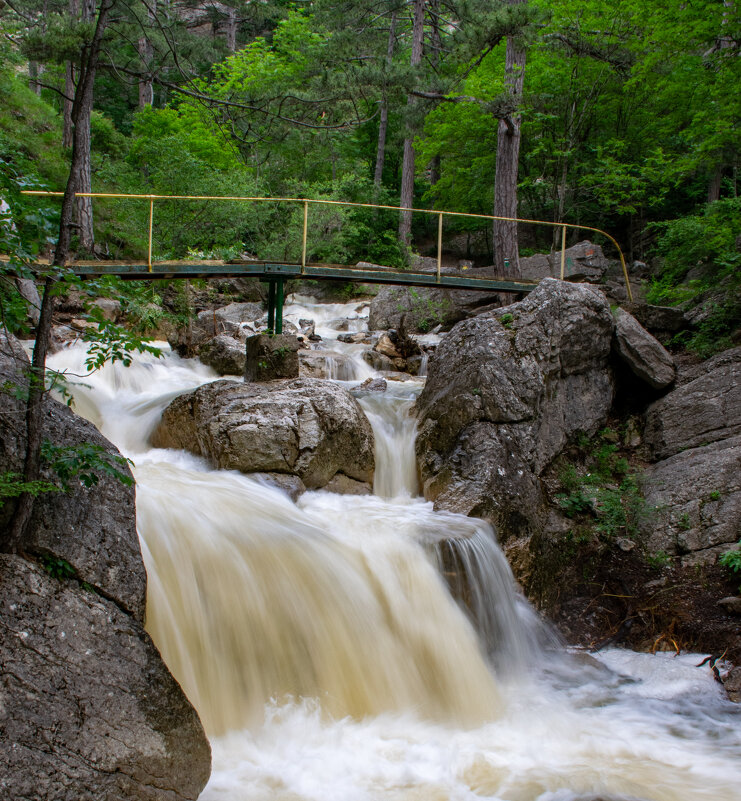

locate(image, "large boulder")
[[644, 347, 741, 460], [519, 240, 610, 283], [0, 333, 145, 620], [415, 279, 615, 539], [613, 307, 675, 389], [152, 378, 374, 489], [0, 332, 211, 798], [0, 554, 211, 801]]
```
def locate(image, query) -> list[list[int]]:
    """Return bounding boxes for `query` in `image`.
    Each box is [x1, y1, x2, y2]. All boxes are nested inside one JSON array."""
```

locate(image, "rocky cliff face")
[[0, 333, 211, 800], [641, 348, 741, 565], [413, 280, 740, 669]]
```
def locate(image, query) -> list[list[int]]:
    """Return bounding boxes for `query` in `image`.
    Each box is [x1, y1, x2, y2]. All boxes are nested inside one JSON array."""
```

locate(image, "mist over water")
[[47, 297, 741, 801]]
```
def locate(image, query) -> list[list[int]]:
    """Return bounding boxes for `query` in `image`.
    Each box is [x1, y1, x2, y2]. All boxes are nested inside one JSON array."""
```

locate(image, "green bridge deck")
[[19, 258, 538, 335], [63, 259, 538, 294]]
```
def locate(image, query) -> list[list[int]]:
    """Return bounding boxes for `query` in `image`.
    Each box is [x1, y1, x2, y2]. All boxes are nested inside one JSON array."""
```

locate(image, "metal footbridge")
[[20, 191, 633, 334]]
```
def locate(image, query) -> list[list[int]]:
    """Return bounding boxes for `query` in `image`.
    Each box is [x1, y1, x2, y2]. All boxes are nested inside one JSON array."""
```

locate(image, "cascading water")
[[47, 295, 741, 801]]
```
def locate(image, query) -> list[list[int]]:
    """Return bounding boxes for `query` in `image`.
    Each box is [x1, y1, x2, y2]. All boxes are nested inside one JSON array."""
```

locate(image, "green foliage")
[[0, 472, 58, 507], [40, 442, 133, 491], [556, 429, 649, 542], [719, 541, 741, 593], [81, 308, 162, 370], [40, 554, 77, 581], [646, 198, 741, 357]]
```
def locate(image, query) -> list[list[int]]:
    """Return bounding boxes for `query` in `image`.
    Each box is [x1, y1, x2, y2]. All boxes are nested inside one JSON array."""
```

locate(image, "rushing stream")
[[47, 296, 741, 801]]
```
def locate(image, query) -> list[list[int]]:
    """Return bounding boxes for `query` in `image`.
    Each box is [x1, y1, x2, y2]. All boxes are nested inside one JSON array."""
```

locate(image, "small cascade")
[[357, 386, 420, 498], [417, 350, 429, 376]]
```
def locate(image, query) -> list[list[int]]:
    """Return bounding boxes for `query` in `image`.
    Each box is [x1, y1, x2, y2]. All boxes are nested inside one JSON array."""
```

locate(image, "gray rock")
[[362, 349, 397, 372], [641, 436, 741, 560], [199, 334, 246, 376], [251, 472, 306, 501], [622, 302, 687, 335], [369, 286, 462, 333], [353, 378, 388, 393], [168, 302, 265, 355], [151, 378, 374, 490], [213, 301, 264, 326], [91, 297, 121, 322], [723, 666, 741, 703], [0, 333, 146, 620], [644, 348, 741, 460], [15, 277, 41, 325], [245, 333, 300, 381], [0, 554, 210, 801], [415, 279, 615, 539], [323, 474, 373, 496], [613, 307, 675, 389], [519, 240, 609, 283], [718, 597, 741, 616]]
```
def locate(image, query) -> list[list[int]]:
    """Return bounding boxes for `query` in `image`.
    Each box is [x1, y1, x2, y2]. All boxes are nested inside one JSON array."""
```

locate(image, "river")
[[47, 295, 741, 801]]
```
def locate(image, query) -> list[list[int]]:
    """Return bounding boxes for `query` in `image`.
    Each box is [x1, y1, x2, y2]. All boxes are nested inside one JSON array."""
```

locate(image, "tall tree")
[[493, 0, 527, 277], [398, 0, 425, 245]]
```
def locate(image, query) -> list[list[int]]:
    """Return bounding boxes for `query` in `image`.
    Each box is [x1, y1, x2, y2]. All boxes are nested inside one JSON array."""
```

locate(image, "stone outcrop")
[[644, 347, 741, 460], [415, 279, 615, 539], [152, 377, 374, 489], [613, 307, 676, 389], [0, 333, 145, 620], [0, 555, 211, 801], [0, 332, 211, 799]]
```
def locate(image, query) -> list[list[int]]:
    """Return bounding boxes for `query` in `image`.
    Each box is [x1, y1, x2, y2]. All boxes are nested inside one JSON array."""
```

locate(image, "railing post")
[[560, 224, 567, 280], [148, 196, 155, 271], [301, 201, 308, 271], [437, 212, 443, 283]]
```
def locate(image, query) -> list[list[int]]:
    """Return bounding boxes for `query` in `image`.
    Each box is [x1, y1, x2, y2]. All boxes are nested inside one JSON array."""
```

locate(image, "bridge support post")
[[275, 279, 284, 335], [265, 278, 285, 335], [267, 280, 276, 333]]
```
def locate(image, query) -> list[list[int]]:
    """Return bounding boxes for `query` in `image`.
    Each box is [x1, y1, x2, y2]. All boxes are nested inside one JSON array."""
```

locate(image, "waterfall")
[[45, 299, 741, 801]]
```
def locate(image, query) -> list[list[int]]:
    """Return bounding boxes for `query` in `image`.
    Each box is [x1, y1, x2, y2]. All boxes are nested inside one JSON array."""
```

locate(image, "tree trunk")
[[225, 5, 238, 52], [707, 164, 723, 203], [63, 63, 75, 148], [7, 0, 116, 551], [138, 0, 156, 106], [4, 280, 55, 553], [28, 61, 42, 95], [493, 0, 527, 277], [398, 0, 425, 246], [427, 0, 441, 186], [374, 12, 397, 189]]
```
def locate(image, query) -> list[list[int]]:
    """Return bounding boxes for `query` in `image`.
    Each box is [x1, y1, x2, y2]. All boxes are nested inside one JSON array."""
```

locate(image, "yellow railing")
[[22, 191, 633, 301]]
